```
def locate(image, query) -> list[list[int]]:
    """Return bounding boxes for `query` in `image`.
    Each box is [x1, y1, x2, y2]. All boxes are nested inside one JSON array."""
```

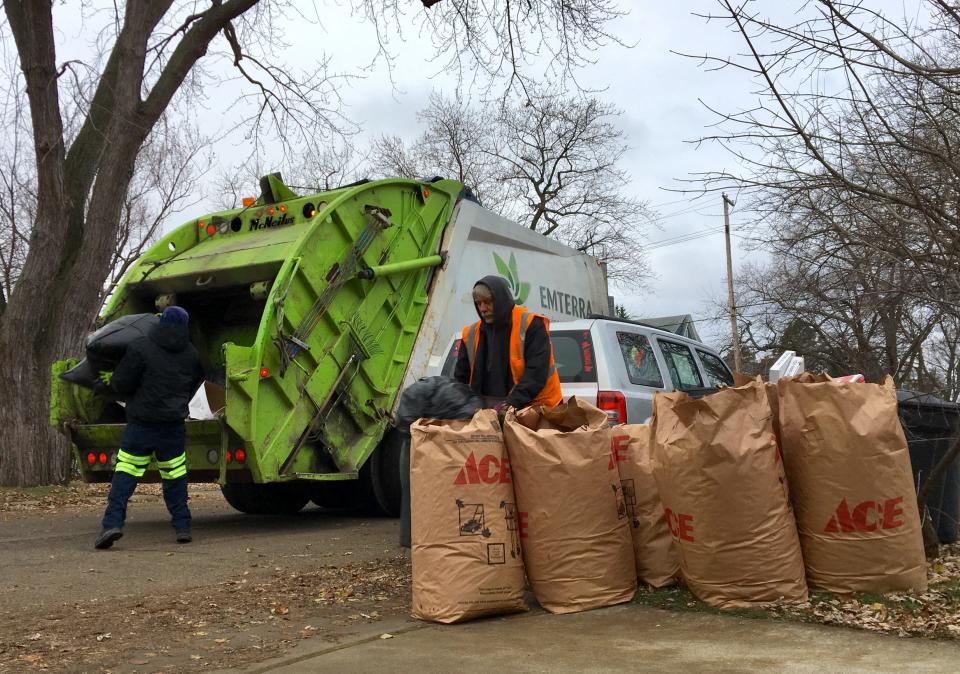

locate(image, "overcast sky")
[[283, 1, 765, 347], [52, 2, 919, 349]]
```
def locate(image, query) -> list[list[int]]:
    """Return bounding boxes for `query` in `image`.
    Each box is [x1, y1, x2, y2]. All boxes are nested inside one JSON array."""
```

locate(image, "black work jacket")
[[110, 323, 204, 425]]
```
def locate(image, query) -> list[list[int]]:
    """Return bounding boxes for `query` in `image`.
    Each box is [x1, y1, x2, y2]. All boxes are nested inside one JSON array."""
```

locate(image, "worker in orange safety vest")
[[453, 275, 562, 412]]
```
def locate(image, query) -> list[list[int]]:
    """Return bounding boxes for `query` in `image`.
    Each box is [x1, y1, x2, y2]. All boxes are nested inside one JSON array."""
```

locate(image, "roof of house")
[[635, 314, 701, 342]]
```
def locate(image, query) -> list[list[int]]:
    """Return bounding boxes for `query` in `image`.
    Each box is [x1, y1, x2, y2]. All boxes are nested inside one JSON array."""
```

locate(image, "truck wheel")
[[368, 430, 404, 517], [221, 483, 311, 515]]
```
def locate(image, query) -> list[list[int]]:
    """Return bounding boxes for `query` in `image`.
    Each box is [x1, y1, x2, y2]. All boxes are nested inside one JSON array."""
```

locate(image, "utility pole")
[[722, 193, 743, 373]]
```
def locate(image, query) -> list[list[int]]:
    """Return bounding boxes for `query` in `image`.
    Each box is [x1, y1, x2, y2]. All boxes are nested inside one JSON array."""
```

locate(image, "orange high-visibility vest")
[[461, 305, 562, 408]]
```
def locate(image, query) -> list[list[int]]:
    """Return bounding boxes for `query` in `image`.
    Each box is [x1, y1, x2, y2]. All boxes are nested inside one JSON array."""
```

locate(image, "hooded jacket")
[[453, 275, 554, 408], [110, 322, 204, 425]]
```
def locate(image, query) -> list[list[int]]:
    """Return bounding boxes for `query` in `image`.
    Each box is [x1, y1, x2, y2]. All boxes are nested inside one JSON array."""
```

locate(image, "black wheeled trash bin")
[[896, 390, 960, 544]]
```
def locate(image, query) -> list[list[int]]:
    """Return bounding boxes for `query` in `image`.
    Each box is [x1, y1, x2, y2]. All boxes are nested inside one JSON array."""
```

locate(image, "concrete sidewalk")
[[234, 604, 959, 673]]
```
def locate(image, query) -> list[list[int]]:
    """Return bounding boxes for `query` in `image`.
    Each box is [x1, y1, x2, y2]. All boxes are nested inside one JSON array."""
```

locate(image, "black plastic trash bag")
[[60, 313, 159, 389], [396, 376, 483, 428]]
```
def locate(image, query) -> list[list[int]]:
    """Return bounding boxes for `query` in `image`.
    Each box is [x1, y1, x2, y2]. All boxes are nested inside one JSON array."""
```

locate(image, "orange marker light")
[[279, 204, 287, 213], [242, 196, 255, 207], [206, 224, 216, 236], [423, 188, 430, 198], [198, 221, 205, 229], [260, 367, 269, 378], [268, 207, 275, 216]]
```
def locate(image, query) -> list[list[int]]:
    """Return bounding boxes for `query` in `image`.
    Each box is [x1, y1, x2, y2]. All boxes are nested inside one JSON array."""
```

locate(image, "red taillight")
[[597, 391, 627, 425], [234, 448, 246, 463], [259, 367, 269, 378], [99, 452, 108, 465], [225, 450, 233, 463], [206, 224, 216, 236], [86, 452, 96, 465]]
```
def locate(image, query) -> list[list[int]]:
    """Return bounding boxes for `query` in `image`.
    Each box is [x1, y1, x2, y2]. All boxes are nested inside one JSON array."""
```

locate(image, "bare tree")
[[687, 1, 960, 298], [1, 1, 628, 486], [0, 1, 343, 487], [494, 93, 652, 284], [214, 137, 365, 211], [354, 0, 629, 97], [103, 115, 213, 305], [373, 91, 652, 285], [370, 93, 503, 206], [0, 43, 33, 313]]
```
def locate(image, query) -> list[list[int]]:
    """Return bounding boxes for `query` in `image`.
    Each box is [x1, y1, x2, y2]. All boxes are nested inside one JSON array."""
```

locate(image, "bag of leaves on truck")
[[503, 397, 636, 614], [651, 380, 808, 608], [59, 313, 159, 390], [615, 423, 679, 587], [778, 374, 927, 593], [409, 409, 527, 623]]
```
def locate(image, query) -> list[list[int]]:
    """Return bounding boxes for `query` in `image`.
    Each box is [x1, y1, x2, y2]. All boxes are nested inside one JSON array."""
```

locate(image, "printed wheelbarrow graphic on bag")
[[410, 410, 527, 624]]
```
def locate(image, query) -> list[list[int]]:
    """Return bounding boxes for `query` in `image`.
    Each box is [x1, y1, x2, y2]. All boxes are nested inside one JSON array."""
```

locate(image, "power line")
[[646, 227, 725, 250]]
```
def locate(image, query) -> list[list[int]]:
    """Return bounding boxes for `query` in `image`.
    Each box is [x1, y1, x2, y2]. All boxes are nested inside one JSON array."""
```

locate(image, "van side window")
[[697, 349, 734, 388], [616, 332, 663, 388], [659, 341, 704, 390], [551, 330, 598, 383]]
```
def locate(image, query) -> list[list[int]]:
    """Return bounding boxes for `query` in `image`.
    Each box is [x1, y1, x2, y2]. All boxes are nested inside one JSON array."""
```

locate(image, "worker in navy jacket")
[[94, 306, 204, 550]]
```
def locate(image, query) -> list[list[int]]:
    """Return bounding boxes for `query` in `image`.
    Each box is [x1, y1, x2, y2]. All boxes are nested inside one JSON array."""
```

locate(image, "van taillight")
[[597, 390, 627, 425]]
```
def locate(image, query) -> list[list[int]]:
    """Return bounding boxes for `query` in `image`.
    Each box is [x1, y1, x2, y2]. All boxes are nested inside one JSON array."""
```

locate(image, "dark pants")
[[101, 422, 191, 532]]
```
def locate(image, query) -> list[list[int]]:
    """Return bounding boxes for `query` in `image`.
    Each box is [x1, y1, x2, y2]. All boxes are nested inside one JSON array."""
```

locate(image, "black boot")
[[94, 528, 124, 550]]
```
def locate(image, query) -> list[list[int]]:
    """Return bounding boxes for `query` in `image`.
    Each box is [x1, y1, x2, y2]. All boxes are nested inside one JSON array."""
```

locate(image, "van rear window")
[[551, 330, 598, 383], [697, 349, 734, 388]]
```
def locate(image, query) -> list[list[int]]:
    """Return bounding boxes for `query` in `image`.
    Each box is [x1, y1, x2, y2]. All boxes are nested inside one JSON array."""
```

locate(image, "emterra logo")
[[493, 252, 530, 305], [453, 452, 512, 485]]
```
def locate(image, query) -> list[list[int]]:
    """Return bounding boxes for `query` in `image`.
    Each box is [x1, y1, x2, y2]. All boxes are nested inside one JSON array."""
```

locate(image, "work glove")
[[98, 371, 114, 386]]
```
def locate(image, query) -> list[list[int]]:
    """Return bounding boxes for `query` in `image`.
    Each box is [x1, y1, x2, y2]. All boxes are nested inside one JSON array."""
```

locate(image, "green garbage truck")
[[50, 175, 609, 516]]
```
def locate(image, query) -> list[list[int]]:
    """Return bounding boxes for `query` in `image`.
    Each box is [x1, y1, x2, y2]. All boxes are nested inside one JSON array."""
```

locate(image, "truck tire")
[[369, 430, 404, 518], [220, 483, 311, 515]]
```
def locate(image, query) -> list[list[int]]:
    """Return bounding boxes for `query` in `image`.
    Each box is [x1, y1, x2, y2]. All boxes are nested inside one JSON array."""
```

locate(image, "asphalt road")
[[0, 488, 399, 613], [3, 487, 958, 674]]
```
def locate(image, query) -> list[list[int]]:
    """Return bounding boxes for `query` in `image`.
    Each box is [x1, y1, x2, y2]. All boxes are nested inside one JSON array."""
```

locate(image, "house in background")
[[635, 314, 701, 342]]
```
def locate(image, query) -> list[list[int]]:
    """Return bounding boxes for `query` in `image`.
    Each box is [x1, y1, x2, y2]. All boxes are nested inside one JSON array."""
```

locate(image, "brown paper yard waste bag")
[[778, 374, 927, 593], [651, 381, 808, 608], [617, 424, 680, 587], [410, 409, 528, 623], [503, 397, 637, 614]]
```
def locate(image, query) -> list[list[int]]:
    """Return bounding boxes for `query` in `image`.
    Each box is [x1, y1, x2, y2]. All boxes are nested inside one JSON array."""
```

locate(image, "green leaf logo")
[[492, 252, 530, 305]]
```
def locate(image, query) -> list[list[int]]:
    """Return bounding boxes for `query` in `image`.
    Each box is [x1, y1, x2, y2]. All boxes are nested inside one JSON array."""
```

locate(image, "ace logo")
[[517, 511, 530, 539], [664, 508, 695, 542], [823, 496, 906, 533], [608, 435, 630, 470], [453, 452, 512, 485]]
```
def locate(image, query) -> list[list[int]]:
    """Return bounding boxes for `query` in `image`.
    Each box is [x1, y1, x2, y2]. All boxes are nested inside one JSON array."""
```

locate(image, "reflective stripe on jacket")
[[461, 305, 562, 408]]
